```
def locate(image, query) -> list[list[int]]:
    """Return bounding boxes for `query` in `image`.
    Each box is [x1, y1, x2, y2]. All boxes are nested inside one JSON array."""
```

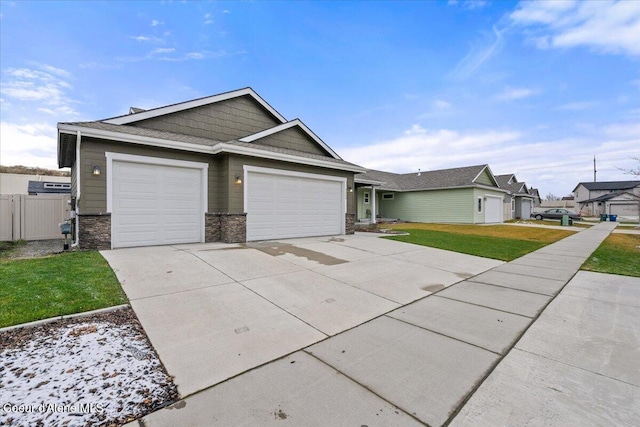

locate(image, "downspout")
[[71, 131, 81, 247]]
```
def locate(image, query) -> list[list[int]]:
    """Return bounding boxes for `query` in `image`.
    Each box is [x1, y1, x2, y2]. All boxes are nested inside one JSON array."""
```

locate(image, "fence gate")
[[0, 194, 70, 241]]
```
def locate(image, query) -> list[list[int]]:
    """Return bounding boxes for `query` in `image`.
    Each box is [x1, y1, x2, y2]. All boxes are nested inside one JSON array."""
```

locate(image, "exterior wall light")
[[348, 186, 353, 193], [235, 175, 242, 184], [92, 166, 101, 176]]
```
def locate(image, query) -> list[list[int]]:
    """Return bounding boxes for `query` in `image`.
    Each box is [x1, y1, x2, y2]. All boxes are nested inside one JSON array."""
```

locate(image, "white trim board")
[[239, 119, 341, 160], [102, 88, 287, 125]]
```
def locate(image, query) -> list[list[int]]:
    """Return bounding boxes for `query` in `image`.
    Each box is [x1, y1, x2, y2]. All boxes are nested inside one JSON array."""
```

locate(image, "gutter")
[[71, 131, 81, 248]]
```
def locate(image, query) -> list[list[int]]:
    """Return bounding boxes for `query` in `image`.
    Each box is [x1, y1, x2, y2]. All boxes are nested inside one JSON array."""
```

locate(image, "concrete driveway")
[[101, 233, 502, 397]]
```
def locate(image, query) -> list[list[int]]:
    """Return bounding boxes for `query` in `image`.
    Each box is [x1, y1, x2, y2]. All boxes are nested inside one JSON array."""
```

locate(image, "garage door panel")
[[112, 160, 204, 248], [485, 197, 503, 223], [246, 170, 344, 241]]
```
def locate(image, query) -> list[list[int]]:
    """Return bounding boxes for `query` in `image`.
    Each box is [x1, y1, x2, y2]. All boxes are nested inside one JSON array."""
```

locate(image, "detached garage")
[[57, 88, 363, 250]]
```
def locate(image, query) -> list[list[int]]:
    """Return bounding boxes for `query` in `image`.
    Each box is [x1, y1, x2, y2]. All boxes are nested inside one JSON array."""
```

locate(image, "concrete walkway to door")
[[109, 221, 639, 426]]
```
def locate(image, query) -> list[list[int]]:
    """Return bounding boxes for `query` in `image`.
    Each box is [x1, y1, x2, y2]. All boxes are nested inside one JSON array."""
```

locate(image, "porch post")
[[371, 185, 377, 224]]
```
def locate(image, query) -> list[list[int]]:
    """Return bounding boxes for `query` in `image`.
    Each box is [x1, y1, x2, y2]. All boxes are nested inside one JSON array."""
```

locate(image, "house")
[[0, 173, 71, 195], [354, 164, 508, 224], [528, 188, 542, 207], [573, 181, 640, 217], [495, 174, 536, 220], [56, 88, 365, 250], [28, 181, 71, 195]]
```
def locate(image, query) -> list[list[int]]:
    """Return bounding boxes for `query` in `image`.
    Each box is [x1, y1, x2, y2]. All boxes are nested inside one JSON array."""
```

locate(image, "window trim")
[[477, 197, 483, 213], [382, 193, 394, 200], [364, 191, 370, 204]]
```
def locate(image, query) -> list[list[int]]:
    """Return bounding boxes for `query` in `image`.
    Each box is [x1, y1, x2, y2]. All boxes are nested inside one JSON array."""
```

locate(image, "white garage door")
[[245, 168, 345, 241], [610, 203, 638, 216], [485, 196, 503, 223], [521, 199, 532, 219], [111, 159, 205, 248]]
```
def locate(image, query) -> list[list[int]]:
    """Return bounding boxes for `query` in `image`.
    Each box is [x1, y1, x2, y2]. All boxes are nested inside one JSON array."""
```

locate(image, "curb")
[[0, 304, 131, 333]]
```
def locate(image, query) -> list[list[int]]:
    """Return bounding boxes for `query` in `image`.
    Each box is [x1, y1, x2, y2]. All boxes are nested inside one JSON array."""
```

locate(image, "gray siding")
[[79, 137, 219, 213], [253, 126, 329, 156], [226, 154, 355, 214], [131, 96, 281, 141], [378, 189, 475, 223]]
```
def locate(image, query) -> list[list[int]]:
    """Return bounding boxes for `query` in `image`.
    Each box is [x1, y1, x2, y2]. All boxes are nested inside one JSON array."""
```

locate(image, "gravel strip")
[[0, 307, 178, 426], [2, 239, 68, 260]]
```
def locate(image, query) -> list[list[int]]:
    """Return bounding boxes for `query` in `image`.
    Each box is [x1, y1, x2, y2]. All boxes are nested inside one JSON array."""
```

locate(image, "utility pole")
[[593, 156, 597, 182]]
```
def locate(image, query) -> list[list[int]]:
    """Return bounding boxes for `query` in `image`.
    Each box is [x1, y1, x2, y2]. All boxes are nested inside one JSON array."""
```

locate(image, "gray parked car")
[[534, 208, 582, 220]]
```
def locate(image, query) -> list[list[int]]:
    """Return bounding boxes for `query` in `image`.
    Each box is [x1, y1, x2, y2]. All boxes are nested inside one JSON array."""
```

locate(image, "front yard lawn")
[[384, 223, 574, 261], [582, 234, 640, 277], [0, 251, 127, 328]]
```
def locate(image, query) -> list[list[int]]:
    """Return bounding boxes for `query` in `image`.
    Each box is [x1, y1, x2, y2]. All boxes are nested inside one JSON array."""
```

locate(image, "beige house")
[[573, 181, 640, 218], [57, 88, 364, 250]]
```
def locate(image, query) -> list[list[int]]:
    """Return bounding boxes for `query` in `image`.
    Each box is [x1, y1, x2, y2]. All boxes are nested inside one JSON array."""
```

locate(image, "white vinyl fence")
[[0, 194, 71, 241]]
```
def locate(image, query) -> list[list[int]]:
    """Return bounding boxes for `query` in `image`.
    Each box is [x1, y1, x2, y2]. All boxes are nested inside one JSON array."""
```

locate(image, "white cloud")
[[130, 35, 163, 43], [340, 121, 639, 196], [556, 101, 595, 111], [449, 26, 505, 80], [433, 99, 452, 110], [0, 65, 78, 116], [204, 13, 213, 25], [448, 0, 489, 9], [151, 19, 163, 27], [494, 87, 539, 101], [510, 0, 640, 57], [151, 47, 175, 55], [0, 122, 59, 169]]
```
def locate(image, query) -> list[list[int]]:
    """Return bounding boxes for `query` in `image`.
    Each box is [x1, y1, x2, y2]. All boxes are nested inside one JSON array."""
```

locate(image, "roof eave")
[[102, 87, 287, 125], [57, 123, 365, 173]]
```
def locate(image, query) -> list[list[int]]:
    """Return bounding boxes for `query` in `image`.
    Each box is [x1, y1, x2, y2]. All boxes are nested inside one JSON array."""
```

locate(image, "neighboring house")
[[0, 173, 70, 195], [528, 188, 542, 207], [28, 181, 72, 195], [573, 181, 640, 217], [495, 174, 536, 220], [56, 87, 365, 250], [354, 164, 508, 224]]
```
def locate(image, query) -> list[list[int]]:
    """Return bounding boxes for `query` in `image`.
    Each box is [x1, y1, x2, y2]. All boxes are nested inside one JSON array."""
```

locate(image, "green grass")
[[0, 251, 127, 328], [582, 234, 640, 277], [385, 223, 573, 261], [387, 229, 551, 261]]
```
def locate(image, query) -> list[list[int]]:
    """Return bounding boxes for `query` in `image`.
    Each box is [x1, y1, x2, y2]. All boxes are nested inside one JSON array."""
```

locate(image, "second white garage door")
[[245, 167, 345, 241], [108, 154, 207, 248]]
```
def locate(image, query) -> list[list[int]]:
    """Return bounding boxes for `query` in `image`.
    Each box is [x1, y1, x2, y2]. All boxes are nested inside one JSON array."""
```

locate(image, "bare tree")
[[618, 156, 640, 176], [545, 193, 560, 201]]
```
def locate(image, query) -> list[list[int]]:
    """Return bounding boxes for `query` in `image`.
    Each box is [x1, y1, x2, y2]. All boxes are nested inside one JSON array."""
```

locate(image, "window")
[[364, 192, 370, 204], [382, 193, 394, 200], [477, 197, 482, 213], [511, 199, 515, 211]]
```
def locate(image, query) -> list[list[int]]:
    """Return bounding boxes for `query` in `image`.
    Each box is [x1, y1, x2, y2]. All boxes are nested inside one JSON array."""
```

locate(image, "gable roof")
[[495, 174, 532, 196], [57, 121, 364, 172], [573, 180, 640, 192], [355, 164, 506, 192], [103, 87, 287, 125], [238, 118, 341, 159], [579, 191, 638, 203]]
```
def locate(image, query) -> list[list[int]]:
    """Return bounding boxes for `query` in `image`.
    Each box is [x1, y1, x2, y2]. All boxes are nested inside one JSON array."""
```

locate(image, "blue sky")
[[1, 0, 638, 197]]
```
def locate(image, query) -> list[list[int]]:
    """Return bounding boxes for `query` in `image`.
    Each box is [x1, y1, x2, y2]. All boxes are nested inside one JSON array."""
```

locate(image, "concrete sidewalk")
[[132, 221, 640, 426]]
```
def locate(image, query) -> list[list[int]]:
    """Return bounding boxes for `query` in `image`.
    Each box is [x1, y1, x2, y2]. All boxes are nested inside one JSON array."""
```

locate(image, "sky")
[[1, 0, 639, 198]]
